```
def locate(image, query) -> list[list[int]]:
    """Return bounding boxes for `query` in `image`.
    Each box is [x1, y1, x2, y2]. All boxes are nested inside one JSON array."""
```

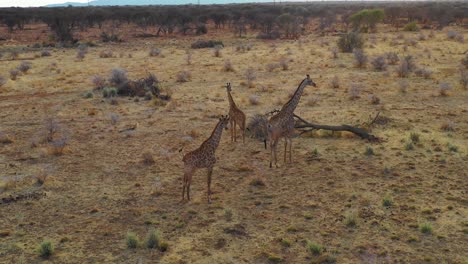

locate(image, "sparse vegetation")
[[37, 240, 54, 258], [306, 240, 323, 256], [176, 71, 192, 82], [371, 55, 387, 71], [146, 228, 160, 249], [245, 67, 256, 88], [382, 195, 393, 207], [149, 47, 161, 57], [223, 59, 235, 72], [419, 223, 433, 234], [337, 32, 364, 53], [126, 232, 139, 249], [349, 83, 361, 100], [17, 61, 32, 73], [403, 21, 419, 31]]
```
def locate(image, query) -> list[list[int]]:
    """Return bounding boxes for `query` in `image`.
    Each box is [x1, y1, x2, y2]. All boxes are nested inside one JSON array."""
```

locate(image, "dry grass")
[[0, 23, 466, 264]]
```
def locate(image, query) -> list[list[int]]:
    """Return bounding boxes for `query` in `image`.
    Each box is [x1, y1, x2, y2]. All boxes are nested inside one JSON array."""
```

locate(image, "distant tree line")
[[0, 1, 466, 43]]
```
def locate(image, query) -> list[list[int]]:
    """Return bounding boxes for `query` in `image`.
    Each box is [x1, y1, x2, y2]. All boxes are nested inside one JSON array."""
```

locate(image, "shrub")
[[83, 91, 93, 98], [176, 71, 191, 82], [48, 135, 69, 155], [418, 33, 426, 41], [41, 50, 51, 57], [403, 22, 419, 31], [17, 61, 32, 73], [330, 76, 339, 88], [37, 240, 54, 258], [76, 49, 86, 60], [349, 83, 361, 100], [213, 45, 223, 57], [101, 32, 120, 42], [397, 56, 416, 78], [382, 196, 393, 207], [414, 68, 432, 79], [109, 113, 120, 125], [247, 114, 268, 140], [266, 63, 280, 72], [446, 31, 458, 40], [109, 68, 128, 88], [103, 87, 118, 98], [191, 40, 224, 49], [223, 59, 234, 72], [146, 228, 160, 249], [245, 68, 256, 88], [405, 142, 414, 151], [398, 80, 408, 93], [126, 232, 139, 249], [419, 223, 432, 234], [353, 49, 368, 68], [149, 47, 161, 57], [371, 55, 387, 71], [344, 211, 357, 227], [92, 75, 107, 90], [99, 50, 113, 58], [337, 32, 364, 52], [439, 82, 451, 96], [455, 34, 464, 43], [306, 240, 323, 256], [249, 95, 260, 105], [385, 52, 399, 65], [460, 69, 468, 89], [279, 58, 290, 70]]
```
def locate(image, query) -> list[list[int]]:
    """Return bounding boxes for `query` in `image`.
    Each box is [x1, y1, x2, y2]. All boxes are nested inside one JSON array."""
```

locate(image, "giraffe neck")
[[227, 89, 237, 108], [281, 78, 307, 115], [204, 120, 225, 151]]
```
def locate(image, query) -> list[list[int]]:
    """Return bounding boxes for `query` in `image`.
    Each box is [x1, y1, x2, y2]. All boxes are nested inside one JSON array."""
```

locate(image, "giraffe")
[[182, 115, 230, 203], [266, 74, 316, 168], [226, 83, 246, 143]]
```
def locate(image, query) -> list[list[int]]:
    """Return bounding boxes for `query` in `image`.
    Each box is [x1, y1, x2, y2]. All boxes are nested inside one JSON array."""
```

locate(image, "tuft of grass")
[[365, 146, 374, 156], [306, 240, 323, 256], [159, 241, 169, 252], [224, 208, 233, 221], [410, 132, 420, 143], [447, 143, 458, 153], [344, 212, 357, 227], [419, 223, 433, 234], [126, 232, 139, 249], [146, 228, 160, 249], [405, 142, 414, 151], [102, 87, 117, 98], [267, 253, 283, 262], [37, 240, 54, 258], [382, 195, 393, 207], [280, 238, 291, 247]]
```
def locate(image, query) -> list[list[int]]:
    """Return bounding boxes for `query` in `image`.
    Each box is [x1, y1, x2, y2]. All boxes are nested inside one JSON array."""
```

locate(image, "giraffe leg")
[[207, 167, 213, 203], [230, 120, 234, 142], [284, 138, 288, 163], [186, 168, 194, 201], [233, 120, 237, 142], [273, 140, 279, 168], [182, 173, 186, 201], [269, 140, 274, 168], [288, 138, 293, 163]]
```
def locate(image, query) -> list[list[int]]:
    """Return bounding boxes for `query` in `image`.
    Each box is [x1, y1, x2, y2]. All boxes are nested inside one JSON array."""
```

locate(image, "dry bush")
[[460, 69, 468, 89], [236, 43, 253, 52], [92, 75, 107, 90], [446, 31, 459, 40], [142, 152, 155, 165], [440, 120, 455, 132], [414, 68, 433, 79], [149, 47, 161, 57], [398, 80, 409, 93], [266, 63, 280, 72], [223, 59, 235, 72], [397, 56, 416, 78], [418, 33, 427, 41], [109, 68, 128, 88], [0, 76, 6, 87], [349, 84, 361, 100], [213, 45, 223, 57], [279, 58, 290, 71], [185, 50, 192, 65], [438, 82, 451, 96], [337, 32, 364, 53], [176, 71, 191, 82], [17, 61, 32, 73], [249, 95, 260, 105], [385, 52, 399, 65], [247, 114, 268, 140], [99, 50, 113, 58], [353, 49, 367, 68], [41, 50, 51, 57], [9, 69, 19, 80], [369, 94, 380, 104], [330, 76, 339, 89], [109, 113, 120, 125], [49, 135, 69, 156], [245, 67, 256, 88], [371, 55, 387, 71]]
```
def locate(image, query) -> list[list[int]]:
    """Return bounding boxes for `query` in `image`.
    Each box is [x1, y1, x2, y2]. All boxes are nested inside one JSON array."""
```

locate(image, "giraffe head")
[[226, 83, 232, 92], [305, 74, 317, 87], [219, 115, 230, 130]]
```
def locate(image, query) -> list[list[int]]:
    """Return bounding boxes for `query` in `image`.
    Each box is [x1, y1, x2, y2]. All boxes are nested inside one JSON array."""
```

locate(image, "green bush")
[[126, 232, 139, 249], [349, 9, 384, 32], [337, 32, 364, 53], [37, 240, 54, 258], [403, 22, 419, 32], [146, 228, 160, 249], [306, 240, 323, 256]]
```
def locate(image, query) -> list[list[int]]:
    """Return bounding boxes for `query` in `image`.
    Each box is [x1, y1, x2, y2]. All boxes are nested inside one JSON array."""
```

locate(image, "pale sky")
[[0, 0, 88, 7]]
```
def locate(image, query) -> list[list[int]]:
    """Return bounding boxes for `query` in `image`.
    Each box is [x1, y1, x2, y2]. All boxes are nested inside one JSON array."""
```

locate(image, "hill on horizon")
[[46, 0, 273, 7]]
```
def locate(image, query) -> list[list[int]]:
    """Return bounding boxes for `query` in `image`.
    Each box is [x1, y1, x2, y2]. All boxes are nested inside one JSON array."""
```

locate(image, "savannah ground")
[[0, 20, 467, 263]]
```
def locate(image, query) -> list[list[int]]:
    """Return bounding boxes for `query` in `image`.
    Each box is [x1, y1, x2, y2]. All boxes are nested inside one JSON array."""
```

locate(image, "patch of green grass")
[[364, 146, 374, 156], [304, 213, 313, 220], [37, 240, 54, 258], [146, 228, 160, 249], [419, 223, 433, 234], [286, 226, 298, 232], [410, 132, 420, 143], [267, 253, 283, 262], [126, 232, 139, 249], [447, 143, 458, 152], [159, 241, 169, 252], [280, 238, 291, 247], [83, 91, 93, 98], [405, 142, 414, 151], [307, 240, 323, 256], [382, 196, 393, 207]]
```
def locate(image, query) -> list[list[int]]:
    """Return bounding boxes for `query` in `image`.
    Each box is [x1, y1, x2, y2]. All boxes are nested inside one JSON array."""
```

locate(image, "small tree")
[[349, 9, 384, 32], [337, 32, 364, 53]]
